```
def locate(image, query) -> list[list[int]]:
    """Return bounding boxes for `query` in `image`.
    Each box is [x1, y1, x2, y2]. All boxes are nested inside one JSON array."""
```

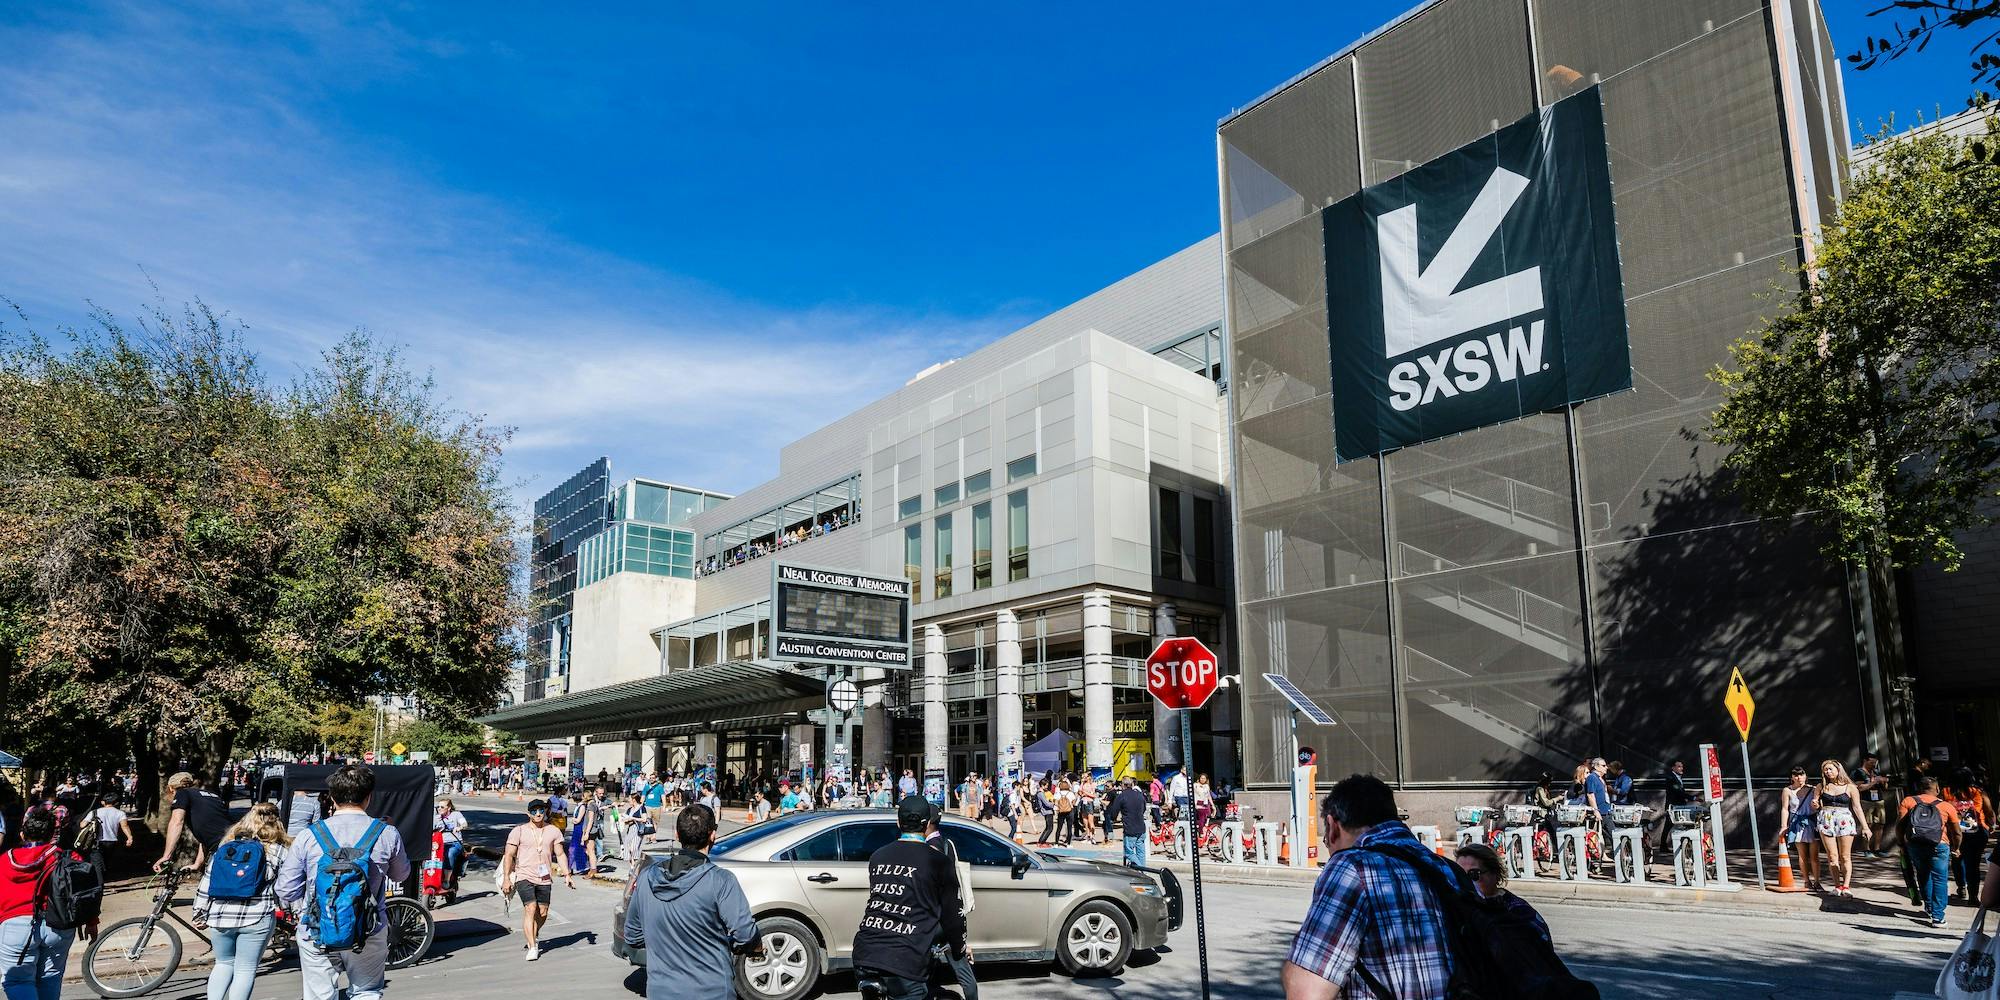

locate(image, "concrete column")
[[924, 624, 948, 778], [860, 665, 888, 770], [995, 610, 1023, 781], [789, 723, 816, 777], [693, 733, 717, 772], [1153, 602, 1182, 771], [1083, 591, 1114, 777]]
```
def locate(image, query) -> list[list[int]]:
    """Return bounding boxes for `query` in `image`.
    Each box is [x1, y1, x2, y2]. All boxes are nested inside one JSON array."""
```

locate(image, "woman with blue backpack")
[[193, 802, 290, 1000]]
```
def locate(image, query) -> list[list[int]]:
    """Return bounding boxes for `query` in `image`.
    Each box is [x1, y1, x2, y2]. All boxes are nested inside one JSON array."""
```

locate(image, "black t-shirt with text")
[[850, 836, 966, 981], [172, 787, 232, 852]]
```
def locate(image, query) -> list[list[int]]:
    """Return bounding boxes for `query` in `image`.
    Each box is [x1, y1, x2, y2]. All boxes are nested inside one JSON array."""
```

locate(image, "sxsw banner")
[[1325, 86, 1630, 462]]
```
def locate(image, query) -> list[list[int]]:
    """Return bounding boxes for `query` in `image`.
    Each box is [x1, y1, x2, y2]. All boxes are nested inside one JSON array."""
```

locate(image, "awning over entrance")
[[477, 662, 826, 742]]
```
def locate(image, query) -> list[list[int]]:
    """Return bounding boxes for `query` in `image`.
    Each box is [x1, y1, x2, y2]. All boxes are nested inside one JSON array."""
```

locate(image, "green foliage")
[[387, 714, 488, 764], [316, 703, 377, 756], [1708, 115, 2000, 570], [0, 301, 526, 776]]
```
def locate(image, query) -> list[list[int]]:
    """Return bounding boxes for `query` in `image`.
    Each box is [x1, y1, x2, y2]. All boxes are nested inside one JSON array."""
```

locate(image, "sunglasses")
[[528, 810, 549, 817], [1462, 867, 1490, 877]]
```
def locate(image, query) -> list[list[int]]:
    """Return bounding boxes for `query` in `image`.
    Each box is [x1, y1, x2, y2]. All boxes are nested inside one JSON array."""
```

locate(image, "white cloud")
[[0, 4, 1029, 506]]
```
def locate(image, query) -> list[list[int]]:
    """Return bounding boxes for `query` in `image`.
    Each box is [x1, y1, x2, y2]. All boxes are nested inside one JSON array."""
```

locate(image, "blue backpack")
[[307, 820, 386, 952], [206, 839, 267, 901]]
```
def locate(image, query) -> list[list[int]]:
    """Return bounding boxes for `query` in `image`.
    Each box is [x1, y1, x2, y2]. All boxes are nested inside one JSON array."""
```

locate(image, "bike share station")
[[1475, 669, 1765, 892]]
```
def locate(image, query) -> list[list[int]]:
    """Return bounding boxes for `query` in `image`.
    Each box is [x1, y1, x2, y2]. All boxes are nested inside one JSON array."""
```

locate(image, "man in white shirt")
[[1169, 769, 1190, 823]]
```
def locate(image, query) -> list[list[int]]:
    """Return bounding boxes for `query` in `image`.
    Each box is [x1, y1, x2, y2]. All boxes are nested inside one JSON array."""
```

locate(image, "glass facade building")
[[529, 465, 728, 700], [1224, 0, 1875, 789], [529, 459, 614, 701]]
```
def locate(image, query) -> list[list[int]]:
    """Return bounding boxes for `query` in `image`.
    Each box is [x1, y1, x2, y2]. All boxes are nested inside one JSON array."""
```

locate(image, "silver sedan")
[[614, 810, 1183, 1000]]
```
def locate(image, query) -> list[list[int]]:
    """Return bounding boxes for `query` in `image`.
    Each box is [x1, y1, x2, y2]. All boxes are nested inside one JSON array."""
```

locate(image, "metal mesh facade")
[[1224, 0, 1868, 788]]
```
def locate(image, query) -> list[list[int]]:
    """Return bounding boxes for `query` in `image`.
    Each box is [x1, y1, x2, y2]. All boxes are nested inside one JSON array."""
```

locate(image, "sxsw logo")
[[1379, 165, 1548, 412], [1324, 87, 1630, 462]]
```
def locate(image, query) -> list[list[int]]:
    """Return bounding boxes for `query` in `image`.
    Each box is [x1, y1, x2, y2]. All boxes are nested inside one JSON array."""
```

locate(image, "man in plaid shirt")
[[1282, 774, 1462, 1000]]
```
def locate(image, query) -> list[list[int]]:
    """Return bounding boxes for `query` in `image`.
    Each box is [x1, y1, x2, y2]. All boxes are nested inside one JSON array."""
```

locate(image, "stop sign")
[[1146, 637, 1221, 710], [363, 751, 377, 764]]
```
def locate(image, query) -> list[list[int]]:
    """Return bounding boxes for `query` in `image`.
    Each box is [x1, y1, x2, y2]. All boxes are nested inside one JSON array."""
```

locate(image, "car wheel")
[[1057, 900, 1133, 978], [734, 916, 821, 1000]]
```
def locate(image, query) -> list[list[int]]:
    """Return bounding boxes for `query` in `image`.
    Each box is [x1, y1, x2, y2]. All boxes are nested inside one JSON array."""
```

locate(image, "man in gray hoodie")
[[621, 803, 764, 998]]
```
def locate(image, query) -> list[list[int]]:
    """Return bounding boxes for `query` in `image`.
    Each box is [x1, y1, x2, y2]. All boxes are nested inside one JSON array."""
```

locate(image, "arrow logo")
[[1378, 166, 1545, 359]]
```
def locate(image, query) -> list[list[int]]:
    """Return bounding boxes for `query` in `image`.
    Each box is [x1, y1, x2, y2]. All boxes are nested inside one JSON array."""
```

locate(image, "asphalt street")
[[60, 794, 1950, 1000]]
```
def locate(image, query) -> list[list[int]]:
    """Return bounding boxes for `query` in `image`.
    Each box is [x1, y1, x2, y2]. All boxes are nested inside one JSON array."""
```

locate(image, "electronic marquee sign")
[[769, 562, 913, 668]]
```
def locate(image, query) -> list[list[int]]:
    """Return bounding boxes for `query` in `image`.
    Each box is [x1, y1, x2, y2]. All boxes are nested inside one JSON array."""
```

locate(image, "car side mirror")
[[1010, 853, 1032, 880]]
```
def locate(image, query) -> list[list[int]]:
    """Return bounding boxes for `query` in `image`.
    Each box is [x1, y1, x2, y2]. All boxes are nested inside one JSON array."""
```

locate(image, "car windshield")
[[709, 812, 820, 858]]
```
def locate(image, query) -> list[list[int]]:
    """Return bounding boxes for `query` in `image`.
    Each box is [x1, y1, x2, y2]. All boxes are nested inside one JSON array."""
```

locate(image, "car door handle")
[[807, 873, 839, 884]]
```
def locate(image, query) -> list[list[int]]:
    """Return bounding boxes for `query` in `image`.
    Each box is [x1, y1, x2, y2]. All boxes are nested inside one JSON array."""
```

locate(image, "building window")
[[1159, 487, 1184, 581], [935, 482, 959, 507], [1193, 496, 1217, 586], [1007, 490, 1029, 582], [972, 501, 993, 591], [935, 514, 954, 600], [905, 523, 923, 602], [965, 471, 991, 496], [1007, 455, 1037, 483], [899, 495, 922, 520]]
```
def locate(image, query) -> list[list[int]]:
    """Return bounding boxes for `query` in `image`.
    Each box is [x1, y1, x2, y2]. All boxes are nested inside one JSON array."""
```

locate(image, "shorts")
[[1816, 808, 1858, 839], [1863, 800, 1888, 827], [513, 881, 552, 907]]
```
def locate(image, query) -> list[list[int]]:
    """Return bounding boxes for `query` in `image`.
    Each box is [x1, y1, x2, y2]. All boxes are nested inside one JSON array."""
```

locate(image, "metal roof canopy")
[[477, 661, 824, 742], [654, 599, 771, 642]]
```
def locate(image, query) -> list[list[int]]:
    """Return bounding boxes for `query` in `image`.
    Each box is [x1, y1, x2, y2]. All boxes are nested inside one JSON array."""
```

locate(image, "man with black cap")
[[924, 802, 978, 1000], [853, 796, 968, 1000]]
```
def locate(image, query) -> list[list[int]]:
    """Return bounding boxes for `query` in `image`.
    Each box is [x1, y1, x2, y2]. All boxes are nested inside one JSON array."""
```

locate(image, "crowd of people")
[[693, 508, 854, 578]]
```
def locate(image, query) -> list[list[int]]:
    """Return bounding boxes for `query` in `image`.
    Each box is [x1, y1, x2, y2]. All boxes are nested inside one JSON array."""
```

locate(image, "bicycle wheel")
[[384, 896, 435, 970], [1677, 841, 1698, 885], [1614, 842, 1634, 883], [1559, 839, 1579, 881], [1505, 836, 1528, 879], [83, 917, 183, 999]]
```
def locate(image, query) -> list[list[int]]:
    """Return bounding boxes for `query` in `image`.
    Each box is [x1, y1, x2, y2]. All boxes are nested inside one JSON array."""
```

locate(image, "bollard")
[[1253, 822, 1279, 865], [1219, 821, 1244, 864]]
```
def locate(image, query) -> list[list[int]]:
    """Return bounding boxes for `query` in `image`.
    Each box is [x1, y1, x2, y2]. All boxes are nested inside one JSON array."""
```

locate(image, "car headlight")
[[1127, 882, 1157, 895]]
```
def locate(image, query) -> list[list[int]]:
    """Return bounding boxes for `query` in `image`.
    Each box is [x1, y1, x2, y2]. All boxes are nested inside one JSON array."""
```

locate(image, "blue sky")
[[0, 2, 1975, 511]]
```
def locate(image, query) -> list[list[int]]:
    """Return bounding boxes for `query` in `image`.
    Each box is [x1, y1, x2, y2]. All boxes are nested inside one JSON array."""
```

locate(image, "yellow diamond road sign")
[[391, 742, 406, 756], [1724, 667, 1755, 742]]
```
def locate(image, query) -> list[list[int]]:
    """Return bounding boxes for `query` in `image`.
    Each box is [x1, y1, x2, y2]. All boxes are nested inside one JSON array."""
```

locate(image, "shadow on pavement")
[[537, 929, 599, 953]]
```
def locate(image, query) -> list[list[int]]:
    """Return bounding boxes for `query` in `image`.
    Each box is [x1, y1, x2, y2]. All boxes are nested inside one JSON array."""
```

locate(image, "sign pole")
[[1182, 708, 1210, 1000], [1741, 740, 1765, 889], [1287, 709, 1303, 868]]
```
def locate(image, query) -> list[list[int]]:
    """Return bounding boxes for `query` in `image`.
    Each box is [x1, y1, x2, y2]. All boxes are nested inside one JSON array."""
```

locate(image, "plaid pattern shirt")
[[1287, 821, 1459, 999], [193, 844, 286, 930]]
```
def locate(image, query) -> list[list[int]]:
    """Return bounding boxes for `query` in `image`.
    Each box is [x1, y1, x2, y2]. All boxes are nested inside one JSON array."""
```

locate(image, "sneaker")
[[527, 944, 540, 962], [1932, 918, 1947, 928]]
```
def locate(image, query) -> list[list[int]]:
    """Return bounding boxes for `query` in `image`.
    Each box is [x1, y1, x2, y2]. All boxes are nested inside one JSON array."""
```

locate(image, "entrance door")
[[972, 751, 989, 778]]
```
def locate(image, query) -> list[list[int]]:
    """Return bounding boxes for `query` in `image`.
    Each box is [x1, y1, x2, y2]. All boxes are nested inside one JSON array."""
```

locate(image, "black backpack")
[[1357, 843, 1599, 1000], [1907, 797, 1947, 845], [32, 846, 104, 932]]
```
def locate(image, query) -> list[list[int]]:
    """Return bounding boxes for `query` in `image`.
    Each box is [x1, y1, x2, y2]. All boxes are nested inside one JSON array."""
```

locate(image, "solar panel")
[[1263, 674, 1338, 726]]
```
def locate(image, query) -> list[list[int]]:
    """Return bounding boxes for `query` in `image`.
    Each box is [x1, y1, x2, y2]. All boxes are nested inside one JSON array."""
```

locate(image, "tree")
[[1850, 1, 2000, 90], [0, 301, 525, 818], [315, 704, 377, 757], [387, 715, 488, 764], [1707, 115, 2000, 570]]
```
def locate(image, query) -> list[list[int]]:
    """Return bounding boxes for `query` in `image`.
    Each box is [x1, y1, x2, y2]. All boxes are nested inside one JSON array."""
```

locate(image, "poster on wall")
[[1325, 86, 1630, 462]]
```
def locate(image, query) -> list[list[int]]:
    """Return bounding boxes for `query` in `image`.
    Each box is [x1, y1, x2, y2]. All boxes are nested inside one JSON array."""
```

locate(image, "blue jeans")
[[1911, 839, 1953, 923], [0, 916, 74, 1000], [207, 916, 275, 1000], [1124, 834, 1148, 868], [300, 926, 388, 1000]]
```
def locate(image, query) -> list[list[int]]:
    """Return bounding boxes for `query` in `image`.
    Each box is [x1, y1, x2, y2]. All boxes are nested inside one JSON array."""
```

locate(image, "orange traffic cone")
[[1771, 842, 1807, 892], [1278, 830, 1291, 865]]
